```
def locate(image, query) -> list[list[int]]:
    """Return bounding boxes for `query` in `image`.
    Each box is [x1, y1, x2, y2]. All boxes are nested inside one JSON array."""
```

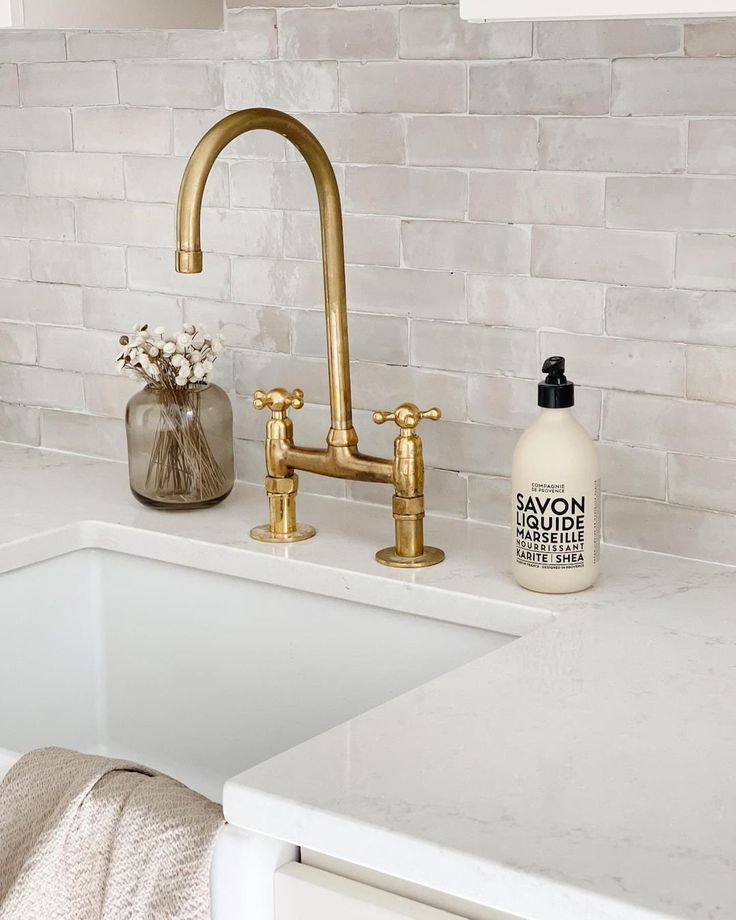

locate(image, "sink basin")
[[0, 548, 514, 800]]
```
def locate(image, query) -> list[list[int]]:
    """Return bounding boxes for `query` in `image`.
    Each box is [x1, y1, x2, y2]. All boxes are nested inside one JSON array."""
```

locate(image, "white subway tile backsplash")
[[470, 171, 604, 227], [183, 299, 290, 353], [411, 321, 538, 378], [0, 10, 733, 564], [400, 7, 531, 60], [669, 454, 736, 514], [407, 116, 537, 170], [613, 58, 736, 116], [76, 200, 172, 248], [66, 31, 168, 61], [676, 233, 736, 291], [686, 345, 736, 403], [688, 120, 736, 175], [74, 107, 172, 155], [128, 247, 230, 299], [38, 326, 120, 375], [0, 65, 18, 105], [470, 61, 610, 116], [606, 287, 736, 345], [83, 288, 182, 332], [532, 226, 675, 288], [540, 117, 685, 174], [468, 275, 604, 334], [31, 241, 125, 288], [0, 107, 71, 151], [284, 212, 400, 266], [0, 31, 66, 63], [0, 152, 27, 195], [232, 258, 322, 308], [84, 373, 140, 419], [598, 441, 667, 501], [225, 61, 338, 112], [0, 239, 31, 281], [118, 62, 222, 109], [0, 196, 74, 241], [402, 220, 530, 274], [603, 390, 736, 459], [0, 402, 40, 447], [281, 8, 398, 60], [0, 363, 84, 410], [607, 176, 736, 232], [604, 496, 736, 567], [346, 165, 467, 219], [28, 152, 125, 200], [340, 62, 466, 113], [41, 409, 127, 461], [684, 20, 736, 57], [535, 19, 682, 59], [346, 264, 465, 319], [0, 280, 82, 325], [20, 62, 118, 106], [0, 322, 36, 365]]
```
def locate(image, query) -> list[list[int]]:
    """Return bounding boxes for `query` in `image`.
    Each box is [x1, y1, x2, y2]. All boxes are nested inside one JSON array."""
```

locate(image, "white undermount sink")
[[0, 548, 515, 801]]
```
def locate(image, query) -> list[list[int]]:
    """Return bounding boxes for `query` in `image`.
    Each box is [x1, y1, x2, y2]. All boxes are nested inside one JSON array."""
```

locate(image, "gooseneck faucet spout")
[[176, 108, 444, 568], [176, 107, 354, 441]]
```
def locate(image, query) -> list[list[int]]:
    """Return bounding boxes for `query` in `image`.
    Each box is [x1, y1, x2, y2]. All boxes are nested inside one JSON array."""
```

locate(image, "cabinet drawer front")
[[275, 863, 469, 920]]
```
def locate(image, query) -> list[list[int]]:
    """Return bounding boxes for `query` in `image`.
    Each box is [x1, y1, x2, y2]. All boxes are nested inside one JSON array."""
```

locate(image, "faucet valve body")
[[250, 387, 316, 544], [373, 403, 445, 569]]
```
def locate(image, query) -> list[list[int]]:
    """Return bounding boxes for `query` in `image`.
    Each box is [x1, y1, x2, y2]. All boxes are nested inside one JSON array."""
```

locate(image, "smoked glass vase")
[[125, 383, 235, 510]]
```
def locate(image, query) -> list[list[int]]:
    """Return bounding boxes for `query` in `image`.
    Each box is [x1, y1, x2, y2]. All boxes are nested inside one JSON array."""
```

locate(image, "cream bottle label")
[[515, 480, 600, 573]]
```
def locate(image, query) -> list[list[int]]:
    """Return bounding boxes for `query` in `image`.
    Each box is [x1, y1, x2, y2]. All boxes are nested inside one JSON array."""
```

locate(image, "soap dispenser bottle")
[[511, 356, 600, 594]]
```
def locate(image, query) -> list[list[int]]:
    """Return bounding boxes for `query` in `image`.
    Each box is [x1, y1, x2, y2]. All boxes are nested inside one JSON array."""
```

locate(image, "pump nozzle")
[[539, 355, 574, 409], [542, 356, 567, 383]]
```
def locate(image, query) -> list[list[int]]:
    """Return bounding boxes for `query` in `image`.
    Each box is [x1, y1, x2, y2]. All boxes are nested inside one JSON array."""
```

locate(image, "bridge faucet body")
[[176, 108, 444, 568]]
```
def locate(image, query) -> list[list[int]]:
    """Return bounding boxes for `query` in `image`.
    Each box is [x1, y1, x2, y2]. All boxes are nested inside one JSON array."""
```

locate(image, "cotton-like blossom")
[[117, 321, 225, 390]]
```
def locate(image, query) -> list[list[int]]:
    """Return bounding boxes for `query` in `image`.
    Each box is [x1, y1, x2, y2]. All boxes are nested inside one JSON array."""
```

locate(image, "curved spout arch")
[[176, 107, 353, 436]]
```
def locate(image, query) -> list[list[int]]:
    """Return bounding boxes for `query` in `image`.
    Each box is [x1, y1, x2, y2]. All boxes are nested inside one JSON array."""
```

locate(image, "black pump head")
[[539, 355, 574, 409]]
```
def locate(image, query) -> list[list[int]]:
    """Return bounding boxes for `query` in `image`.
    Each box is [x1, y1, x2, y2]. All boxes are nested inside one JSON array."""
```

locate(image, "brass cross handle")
[[253, 387, 305, 415], [372, 403, 442, 431]]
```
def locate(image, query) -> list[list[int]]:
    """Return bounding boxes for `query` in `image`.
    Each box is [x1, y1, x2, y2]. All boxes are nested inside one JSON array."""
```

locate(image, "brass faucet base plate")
[[250, 524, 317, 544], [375, 546, 445, 569]]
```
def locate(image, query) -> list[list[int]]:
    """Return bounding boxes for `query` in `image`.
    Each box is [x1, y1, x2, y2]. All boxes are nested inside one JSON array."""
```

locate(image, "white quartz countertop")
[[2, 443, 734, 920]]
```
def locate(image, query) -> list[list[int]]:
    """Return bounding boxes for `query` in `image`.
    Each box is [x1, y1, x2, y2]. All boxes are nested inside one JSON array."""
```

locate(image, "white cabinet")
[[1, 0, 222, 29], [460, 0, 736, 20], [275, 864, 470, 920]]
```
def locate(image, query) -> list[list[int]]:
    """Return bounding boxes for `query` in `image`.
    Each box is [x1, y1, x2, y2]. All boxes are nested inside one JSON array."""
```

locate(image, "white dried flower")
[[211, 339, 224, 355], [177, 333, 193, 348], [201, 359, 214, 374], [175, 375, 188, 387], [189, 350, 202, 364], [183, 323, 195, 335], [170, 353, 185, 368], [178, 363, 192, 379], [154, 326, 165, 336], [162, 341, 176, 355], [148, 346, 160, 358], [192, 363, 206, 380]]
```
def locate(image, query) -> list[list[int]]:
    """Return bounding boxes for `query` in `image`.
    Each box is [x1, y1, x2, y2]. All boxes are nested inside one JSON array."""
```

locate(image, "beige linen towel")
[[0, 747, 224, 920]]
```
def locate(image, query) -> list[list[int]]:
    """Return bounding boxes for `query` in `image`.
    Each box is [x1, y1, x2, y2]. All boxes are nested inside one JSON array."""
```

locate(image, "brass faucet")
[[176, 108, 444, 568]]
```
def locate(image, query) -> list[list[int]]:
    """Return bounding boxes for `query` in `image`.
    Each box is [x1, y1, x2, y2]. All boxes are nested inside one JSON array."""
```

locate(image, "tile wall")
[[1, 9, 735, 562]]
